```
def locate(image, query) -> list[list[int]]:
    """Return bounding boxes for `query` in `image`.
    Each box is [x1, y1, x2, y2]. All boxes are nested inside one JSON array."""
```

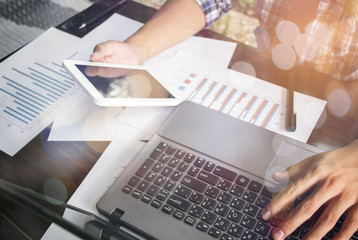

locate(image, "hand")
[[262, 139, 358, 240], [90, 40, 140, 65]]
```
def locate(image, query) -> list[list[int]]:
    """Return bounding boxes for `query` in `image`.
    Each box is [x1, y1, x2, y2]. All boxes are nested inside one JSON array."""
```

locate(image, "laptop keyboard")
[[120, 141, 357, 240]]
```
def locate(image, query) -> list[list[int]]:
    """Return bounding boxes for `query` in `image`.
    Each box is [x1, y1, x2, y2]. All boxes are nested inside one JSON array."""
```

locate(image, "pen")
[[78, 0, 126, 30], [286, 71, 296, 132]]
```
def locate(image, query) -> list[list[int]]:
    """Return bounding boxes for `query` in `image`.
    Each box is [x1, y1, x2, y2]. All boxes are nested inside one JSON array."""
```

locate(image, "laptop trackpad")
[[264, 141, 320, 192]]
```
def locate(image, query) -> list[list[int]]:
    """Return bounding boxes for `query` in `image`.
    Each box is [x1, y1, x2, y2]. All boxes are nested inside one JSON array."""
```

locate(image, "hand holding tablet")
[[63, 60, 182, 107]]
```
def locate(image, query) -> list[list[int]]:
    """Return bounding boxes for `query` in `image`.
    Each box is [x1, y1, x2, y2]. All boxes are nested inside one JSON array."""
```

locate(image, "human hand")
[[90, 40, 140, 65], [262, 139, 358, 240]]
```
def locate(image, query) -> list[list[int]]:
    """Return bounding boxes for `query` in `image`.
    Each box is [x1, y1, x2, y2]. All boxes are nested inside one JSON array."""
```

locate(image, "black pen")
[[286, 71, 296, 132], [78, 0, 126, 30]]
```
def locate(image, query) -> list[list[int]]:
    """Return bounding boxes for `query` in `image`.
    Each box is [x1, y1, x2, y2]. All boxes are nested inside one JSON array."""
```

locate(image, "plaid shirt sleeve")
[[195, 0, 232, 27]]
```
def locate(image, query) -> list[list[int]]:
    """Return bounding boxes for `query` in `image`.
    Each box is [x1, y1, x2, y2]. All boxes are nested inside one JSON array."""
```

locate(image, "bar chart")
[[0, 59, 77, 130], [177, 72, 281, 129]]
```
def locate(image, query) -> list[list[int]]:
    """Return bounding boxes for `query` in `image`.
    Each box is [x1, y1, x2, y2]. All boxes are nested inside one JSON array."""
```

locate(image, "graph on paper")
[[176, 72, 281, 129], [0, 60, 78, 130]]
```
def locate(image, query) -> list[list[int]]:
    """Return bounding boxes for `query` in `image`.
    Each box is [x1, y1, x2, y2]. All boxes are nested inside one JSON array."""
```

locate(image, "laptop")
[[93, 100, 342, 240]]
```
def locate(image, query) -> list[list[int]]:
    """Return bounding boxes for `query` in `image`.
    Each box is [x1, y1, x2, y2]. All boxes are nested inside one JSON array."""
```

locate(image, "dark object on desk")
[[286, 71, 296, 132], [0, 179, 140, 240], [57, 0, 127, 38]]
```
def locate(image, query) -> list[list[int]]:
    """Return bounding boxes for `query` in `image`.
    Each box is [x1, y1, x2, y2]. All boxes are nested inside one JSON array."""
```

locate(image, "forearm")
[[125, 0, 206, 63]]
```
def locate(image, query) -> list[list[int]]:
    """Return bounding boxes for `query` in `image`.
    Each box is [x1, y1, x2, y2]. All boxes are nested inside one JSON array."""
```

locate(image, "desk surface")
[[1, 0, 358, 239]]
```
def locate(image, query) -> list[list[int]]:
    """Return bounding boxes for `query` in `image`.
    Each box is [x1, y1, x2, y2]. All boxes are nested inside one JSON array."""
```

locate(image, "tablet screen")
[[75, 64, 174, 99]]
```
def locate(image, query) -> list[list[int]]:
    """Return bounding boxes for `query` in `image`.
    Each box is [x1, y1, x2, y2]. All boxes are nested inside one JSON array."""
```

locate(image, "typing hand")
[[90, 40, 139, 65], [262, 139, 358, 240]]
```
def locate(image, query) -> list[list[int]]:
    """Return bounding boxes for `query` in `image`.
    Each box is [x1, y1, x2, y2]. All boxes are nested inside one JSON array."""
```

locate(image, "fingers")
[[90, 41, 118, 62], [262, 156, 319, 221], [270, 183, 335, 240], [333, 204, 358, 240]]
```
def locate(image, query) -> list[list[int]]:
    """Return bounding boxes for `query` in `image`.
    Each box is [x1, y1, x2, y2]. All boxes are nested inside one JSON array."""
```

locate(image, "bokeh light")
[[271, 43, 296, 70], [231, 61, 256, 77], [43, 178, 68, 203], [326, 88, 352, 117], [276, 20, 300, 46], [294, 34, 318, 62]]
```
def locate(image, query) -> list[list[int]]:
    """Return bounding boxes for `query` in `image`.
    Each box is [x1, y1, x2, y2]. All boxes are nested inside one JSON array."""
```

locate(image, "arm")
[[262, 139, 358, 240], [90, 0, 206, 64]]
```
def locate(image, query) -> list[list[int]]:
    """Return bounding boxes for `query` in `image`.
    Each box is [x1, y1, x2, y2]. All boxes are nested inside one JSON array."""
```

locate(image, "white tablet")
[[63, 60, 182, 107]]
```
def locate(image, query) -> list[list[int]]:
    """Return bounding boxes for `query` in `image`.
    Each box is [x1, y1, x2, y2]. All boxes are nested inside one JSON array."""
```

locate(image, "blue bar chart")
[[0, 60, 77, 129], [177, 72, 281, 129]]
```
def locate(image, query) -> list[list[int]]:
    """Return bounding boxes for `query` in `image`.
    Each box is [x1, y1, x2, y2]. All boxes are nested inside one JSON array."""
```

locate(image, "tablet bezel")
[[63, 60, 182, 107]]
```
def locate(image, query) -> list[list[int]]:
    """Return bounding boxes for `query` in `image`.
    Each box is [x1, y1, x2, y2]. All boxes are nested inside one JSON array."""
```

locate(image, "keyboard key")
[[151, 162, 164, 173], [241, 215, 256, 230], [213, 166, 237, 181], [208, 227, 221, 238], [198, 170, 219, 186], [205, 186, 220, 198], [137, 180, 150, 192], [235, 175, 250, 187], [141, 195, 152, 204], [217, 191, 232, 204], [154, 175, 167, 187], [214, 217, 230, 231], [220, 233, 234, 240], [146, 185, 159, 196], [156, 142, 168, 151], [173, 210, 185, 220], [248, 180, 263, 193], [189, 191, 204, 204], [230, 184, 245, 197], [197, 221, 209, 232], [230, 197, 245, 211], [254, 221, 270, 237], [194, 157, 206, 168], [156, 189, 170, 201], [177, 161, 189, 172], [132, 190, 142, 199], [228, 223, 243, 238], [217, 179, 232, 191], [242, 229, 258, 240], [149, 148, 163, 160], [174, 149, 186, 159], [214, 203, 230, 217], [151, 199, 162, 209], [261, 187, 273, 199], [174, 185, 192, 198], [159, 154, 171, 164], [167, 194, 191, 212], [183, 153, 195, 163], [161, 166, 173, 177], [242, 190, 258, 203], [181, 175, 207, 193], [203, 161, 216, 172], [255, 196, 270, 208], [188, 205, 204, 218], [154, 176, 167, 187], [227, 209, 243, 223], [162, 205, 174, 214], [168, 158, 180, 168], [243, 203, 259, 217], [201, 210, 217, 224], [127, 176, 140, 187], [187, 166, 200, 177], [202, 197, 217, 210], [165, 145, 177, 155], [144, 171, 157, 182], [122, 185, 132, 194], [136, 159, 155, 177], [184, 216, 197, 226], [163, 179, 175, 191], [170, 170, 183, 181]]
